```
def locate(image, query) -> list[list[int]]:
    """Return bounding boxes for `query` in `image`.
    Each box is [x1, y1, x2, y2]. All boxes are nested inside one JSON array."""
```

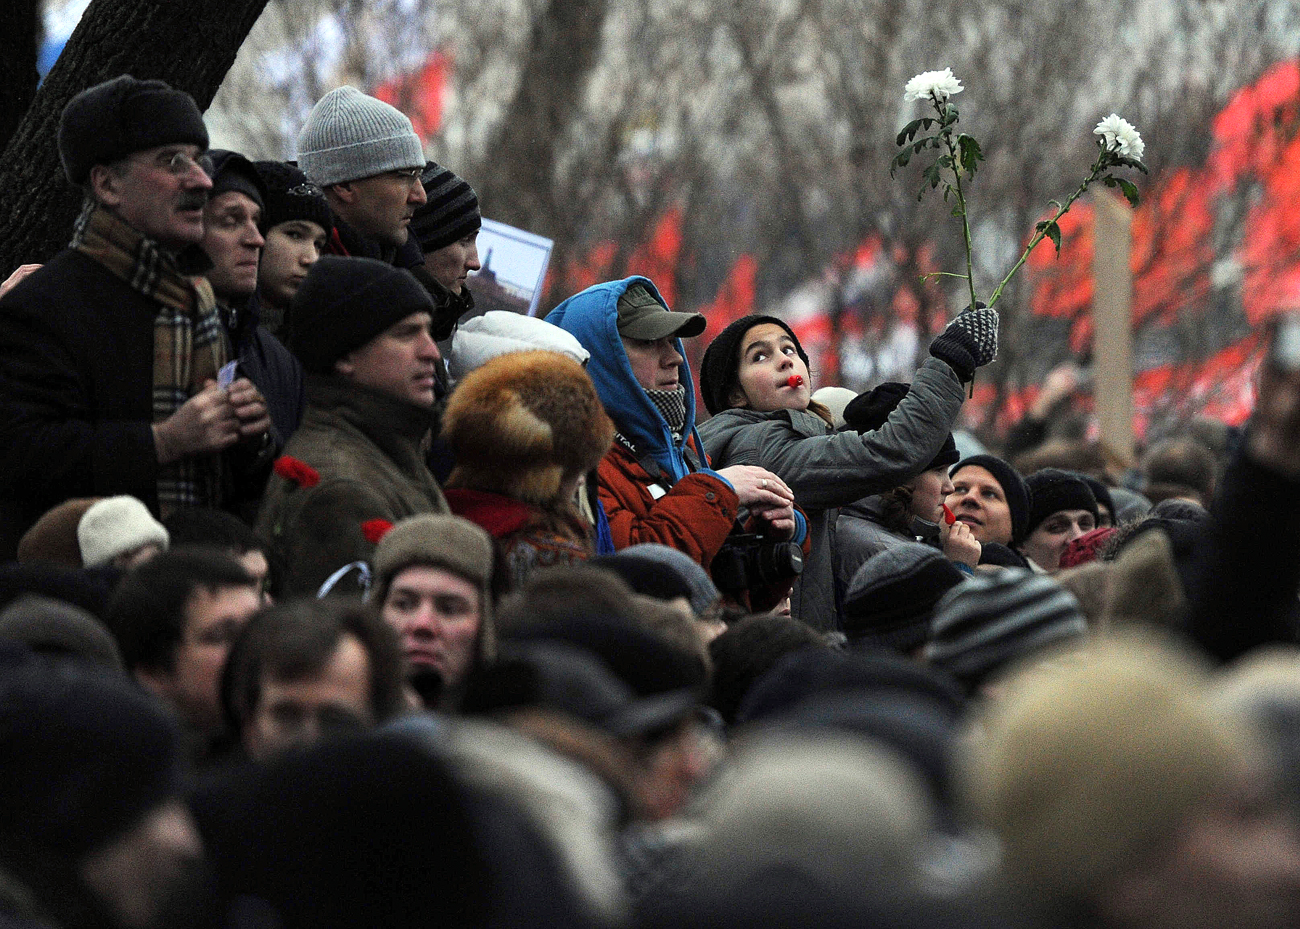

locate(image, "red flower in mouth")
[[273, 455, 320, 488], [942, 503, 957, 525], [362, 519, 394, 544]]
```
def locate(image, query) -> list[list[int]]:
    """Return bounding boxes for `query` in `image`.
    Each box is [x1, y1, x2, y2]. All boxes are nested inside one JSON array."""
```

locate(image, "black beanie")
[[1024, 468, 1099, 538], [0, 651, 183, 857], [411, 161, 481, 253], [253, 160, 334, 234], [58, 75, 208, 186], [285, 256, 435, 375], [205, 150, 266, 211], [950, 454, 1032, 545], [842, 382, 960, 472], [841, 543, 966, 655], [700, 315, 810, 415]]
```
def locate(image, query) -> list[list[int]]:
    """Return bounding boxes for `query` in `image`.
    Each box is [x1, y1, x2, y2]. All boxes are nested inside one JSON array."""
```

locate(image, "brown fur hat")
[[443, 350, 614, 507]]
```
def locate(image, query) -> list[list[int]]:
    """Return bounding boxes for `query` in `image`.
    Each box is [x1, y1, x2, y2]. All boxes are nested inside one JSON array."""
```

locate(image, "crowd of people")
[[0, 72, 1299, 929]]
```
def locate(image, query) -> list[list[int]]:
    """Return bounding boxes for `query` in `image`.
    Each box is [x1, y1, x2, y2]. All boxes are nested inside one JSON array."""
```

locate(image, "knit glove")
[[929, 306, 999, 382]]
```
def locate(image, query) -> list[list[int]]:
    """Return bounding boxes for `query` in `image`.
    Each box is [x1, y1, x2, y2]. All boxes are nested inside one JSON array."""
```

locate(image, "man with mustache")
[[0, 76, 272, 559], [256, 256, 449, 596], [295, 86, 428, 269]]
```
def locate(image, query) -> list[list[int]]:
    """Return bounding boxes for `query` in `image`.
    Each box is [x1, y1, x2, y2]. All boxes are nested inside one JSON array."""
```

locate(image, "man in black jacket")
[[0, 76, 272, 558]]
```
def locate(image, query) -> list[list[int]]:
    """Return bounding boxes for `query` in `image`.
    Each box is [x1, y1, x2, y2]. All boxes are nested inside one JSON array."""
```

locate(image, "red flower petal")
[[362, 519, 394, 544]]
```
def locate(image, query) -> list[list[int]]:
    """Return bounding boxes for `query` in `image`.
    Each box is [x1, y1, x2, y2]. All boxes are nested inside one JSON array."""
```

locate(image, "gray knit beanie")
[[296, 86, 425, 186]]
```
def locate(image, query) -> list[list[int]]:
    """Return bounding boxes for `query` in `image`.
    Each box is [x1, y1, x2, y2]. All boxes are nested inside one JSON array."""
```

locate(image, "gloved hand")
[[929, 306, 999, 381]]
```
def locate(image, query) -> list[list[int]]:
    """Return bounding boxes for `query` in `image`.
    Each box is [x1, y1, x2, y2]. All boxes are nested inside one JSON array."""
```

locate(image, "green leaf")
[[1035, 219, 1062, 256], [956, 134, 984, 177], [895, 118, 933, 146], [1116, 178, 1140, 207]]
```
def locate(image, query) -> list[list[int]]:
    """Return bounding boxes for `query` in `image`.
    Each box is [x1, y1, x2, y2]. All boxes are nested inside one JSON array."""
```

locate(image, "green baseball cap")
[[616, 283, 706, 340]]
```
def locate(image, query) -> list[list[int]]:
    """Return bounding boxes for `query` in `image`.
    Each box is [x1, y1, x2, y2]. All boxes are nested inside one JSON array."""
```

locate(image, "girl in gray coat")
[[696, 311, 997, 632]]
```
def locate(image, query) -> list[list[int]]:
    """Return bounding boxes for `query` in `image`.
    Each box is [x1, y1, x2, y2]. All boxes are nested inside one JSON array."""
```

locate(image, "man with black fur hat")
[[256, 256, 449, 596], [201, 150, 305, 443], [0, 76, 272, 559]]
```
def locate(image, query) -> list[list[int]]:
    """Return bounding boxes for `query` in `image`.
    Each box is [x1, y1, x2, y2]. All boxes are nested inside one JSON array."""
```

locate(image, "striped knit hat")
[[923, 569, 1086, 692], [411, 161, 480, 253]]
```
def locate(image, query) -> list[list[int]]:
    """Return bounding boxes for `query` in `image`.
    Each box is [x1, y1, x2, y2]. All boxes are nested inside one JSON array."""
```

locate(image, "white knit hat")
[[811, 386, 858, 429], [296, 86, 425, 186], [447, 311, 590, 386], [77, 496, 170, 568]]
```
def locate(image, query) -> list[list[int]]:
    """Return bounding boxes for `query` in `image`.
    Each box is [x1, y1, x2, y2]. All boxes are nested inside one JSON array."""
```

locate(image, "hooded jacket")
[[547, 278, 741, 568], [698, 357, 965, 632]]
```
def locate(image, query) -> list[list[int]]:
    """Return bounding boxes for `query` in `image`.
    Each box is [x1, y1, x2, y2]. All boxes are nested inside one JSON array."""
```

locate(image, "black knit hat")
[[842, 382, 960, 472], [58, 75, 208, 186], [923, 569, 1087, 693], [700, 315, 810, 415], [1082, 475, 1115, 523], [411, 161, 481, 253], [253, 160, 334, 234], [0, 651, 183, 857], [1024, 468, 1099, 537], [205, 150, 266, 211], [842, 543, 966, 654], [950, 455, 1031, 545], [286, 256, 435, 375]]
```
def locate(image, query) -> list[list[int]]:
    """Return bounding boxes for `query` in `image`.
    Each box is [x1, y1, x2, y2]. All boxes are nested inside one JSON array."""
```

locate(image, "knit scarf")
[[615, 385, 689, 457], [71, 202, 228, 516]]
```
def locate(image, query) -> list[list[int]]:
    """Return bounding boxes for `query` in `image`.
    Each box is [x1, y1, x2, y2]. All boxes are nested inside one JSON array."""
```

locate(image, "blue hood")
[[548, 276, 711, 484]]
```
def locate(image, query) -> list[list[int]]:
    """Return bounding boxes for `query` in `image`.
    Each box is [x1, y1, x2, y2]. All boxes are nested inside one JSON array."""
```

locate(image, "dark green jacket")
[[256, 375, 448, 596]]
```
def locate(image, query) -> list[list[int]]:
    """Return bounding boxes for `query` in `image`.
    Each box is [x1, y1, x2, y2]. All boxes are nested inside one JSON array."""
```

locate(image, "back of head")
[[447, 311, 590, 385], [959, 636, 1252, 901], [924, 569, 1087, 694], [707, 616, 826, 726], [0, 594, 124, 670], [442, 350, 613, 507], [842, 543, 966, 655], [1140, 436, 1217, 506], [614, 543, 722, 616], [0, 651, 182, 860]]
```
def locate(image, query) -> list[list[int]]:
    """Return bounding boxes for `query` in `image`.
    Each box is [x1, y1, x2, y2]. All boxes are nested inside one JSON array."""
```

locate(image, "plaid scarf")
[[72, 202, 228, 516]]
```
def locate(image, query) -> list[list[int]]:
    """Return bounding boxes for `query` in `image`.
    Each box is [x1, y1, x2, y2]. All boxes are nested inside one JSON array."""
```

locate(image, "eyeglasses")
[[129, 149, 214, 177]]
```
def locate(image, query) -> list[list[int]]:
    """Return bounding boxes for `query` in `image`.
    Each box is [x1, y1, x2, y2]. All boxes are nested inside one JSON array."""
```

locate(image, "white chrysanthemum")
[[904, 69, 964, 104], [1093, 114, 1145, 160]]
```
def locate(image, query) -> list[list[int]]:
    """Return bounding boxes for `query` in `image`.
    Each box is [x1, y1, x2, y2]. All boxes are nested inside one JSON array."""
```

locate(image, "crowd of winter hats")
[[12, 71, 1300, 929]]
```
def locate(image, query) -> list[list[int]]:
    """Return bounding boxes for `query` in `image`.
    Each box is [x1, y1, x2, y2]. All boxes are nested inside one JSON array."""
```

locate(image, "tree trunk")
[[0, 0, 40, 157], [0, 0, 270, 275]]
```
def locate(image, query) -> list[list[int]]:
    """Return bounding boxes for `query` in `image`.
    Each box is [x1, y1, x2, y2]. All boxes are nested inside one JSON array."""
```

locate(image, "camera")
[[710, 532, 804, 595]]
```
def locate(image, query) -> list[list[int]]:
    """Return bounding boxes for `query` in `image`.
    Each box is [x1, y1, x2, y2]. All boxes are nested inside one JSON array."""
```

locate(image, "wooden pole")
[[1092, 191, 1135, 469]]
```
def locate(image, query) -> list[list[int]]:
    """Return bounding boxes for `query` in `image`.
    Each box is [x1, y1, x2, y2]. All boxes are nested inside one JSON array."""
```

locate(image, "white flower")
[[904, 69, 964, 104], [1093, 114, 1145, 160]]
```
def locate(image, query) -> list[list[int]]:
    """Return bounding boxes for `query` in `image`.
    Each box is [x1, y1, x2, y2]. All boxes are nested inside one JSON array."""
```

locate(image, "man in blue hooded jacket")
[[548, 278, 804, 607]]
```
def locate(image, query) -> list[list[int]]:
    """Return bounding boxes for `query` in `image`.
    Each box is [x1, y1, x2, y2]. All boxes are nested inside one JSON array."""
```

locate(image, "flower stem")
[[984, 159, 1107, 310], [936, 94, 980, 313]]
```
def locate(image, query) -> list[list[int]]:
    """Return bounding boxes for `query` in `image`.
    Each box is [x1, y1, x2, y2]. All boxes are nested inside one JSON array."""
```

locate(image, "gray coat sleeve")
[[702, 358, 966, 509]]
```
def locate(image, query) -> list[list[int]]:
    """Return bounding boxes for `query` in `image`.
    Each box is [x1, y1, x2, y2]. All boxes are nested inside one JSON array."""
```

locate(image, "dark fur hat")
[[442, 350, 614, 507]]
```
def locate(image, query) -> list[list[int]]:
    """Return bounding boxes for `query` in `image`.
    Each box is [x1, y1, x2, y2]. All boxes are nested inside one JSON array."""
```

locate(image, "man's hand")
[[941, 518, 982, 567], [0, 264, 41, 301], [716, 465, 795, 511], [227, 377, 272, 440], [152, 380, 240, 465]]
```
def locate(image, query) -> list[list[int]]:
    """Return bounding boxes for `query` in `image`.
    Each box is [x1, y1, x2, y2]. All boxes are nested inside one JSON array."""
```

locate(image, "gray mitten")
[[929, 307, 999, 381]]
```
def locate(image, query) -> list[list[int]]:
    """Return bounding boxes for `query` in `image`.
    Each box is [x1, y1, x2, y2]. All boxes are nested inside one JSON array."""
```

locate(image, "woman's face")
[[945, 465, 1014, 546], [1020, 509, 1096, 572], [908, 464, 954, 523], [730, 323, 811, 412]]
